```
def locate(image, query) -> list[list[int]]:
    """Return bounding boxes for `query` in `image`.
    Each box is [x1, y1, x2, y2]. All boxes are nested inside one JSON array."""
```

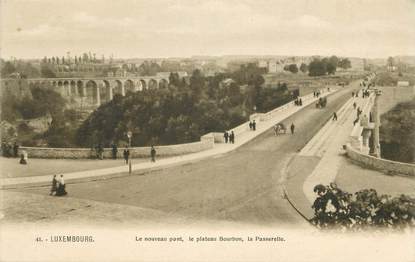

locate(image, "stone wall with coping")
[[19, 139, 214, 159], [346, 83, 415, 177], [345, 144, 415, 177]]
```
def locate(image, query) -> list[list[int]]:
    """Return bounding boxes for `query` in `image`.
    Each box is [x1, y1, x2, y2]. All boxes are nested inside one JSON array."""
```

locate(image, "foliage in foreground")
[[311, 184, 415, 231]]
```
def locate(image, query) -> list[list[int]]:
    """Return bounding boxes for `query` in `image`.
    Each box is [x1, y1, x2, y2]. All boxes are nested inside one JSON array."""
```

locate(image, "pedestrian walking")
[[290, 123, 295, 134], [252, 120, 256, 131], [123, 147, 130, 164], [230, 131, 235, 144], [13, 142, 19, 158], [150, 145, 156, 162], [299, 98, 302, 106], [353, 102, 357, 109], [352, 92, 355, 98], [249, 121, 253, 130], [224, 131, 229, 143], [332, 112, 338, 121], [111, 143, 118, 159], [49, 175, 58, 196]]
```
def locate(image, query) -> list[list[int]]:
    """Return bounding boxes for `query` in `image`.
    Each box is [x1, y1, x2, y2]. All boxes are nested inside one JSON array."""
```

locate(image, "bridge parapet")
[[346, 86, 415, 177]]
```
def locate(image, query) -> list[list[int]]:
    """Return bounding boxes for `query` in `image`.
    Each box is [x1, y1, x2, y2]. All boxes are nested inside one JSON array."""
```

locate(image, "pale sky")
[[1, 0, 415, 59]]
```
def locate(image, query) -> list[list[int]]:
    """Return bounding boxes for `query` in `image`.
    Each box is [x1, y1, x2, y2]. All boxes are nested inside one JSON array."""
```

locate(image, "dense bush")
[[311, 183, 415, 231], [77, 68, 294, 147], [380, 99, 415, 163]]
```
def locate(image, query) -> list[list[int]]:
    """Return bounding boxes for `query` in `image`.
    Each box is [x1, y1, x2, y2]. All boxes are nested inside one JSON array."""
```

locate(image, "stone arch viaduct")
[[2, 76, 169, 106]]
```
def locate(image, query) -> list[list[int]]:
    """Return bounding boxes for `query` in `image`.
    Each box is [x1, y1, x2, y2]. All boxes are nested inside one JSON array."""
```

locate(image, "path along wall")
[[17, 86, 332, 159]]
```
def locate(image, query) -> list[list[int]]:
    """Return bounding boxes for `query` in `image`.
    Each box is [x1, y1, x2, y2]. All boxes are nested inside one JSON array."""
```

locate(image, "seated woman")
[[19, 153, 27, 165], [55, 175, 67, 196]]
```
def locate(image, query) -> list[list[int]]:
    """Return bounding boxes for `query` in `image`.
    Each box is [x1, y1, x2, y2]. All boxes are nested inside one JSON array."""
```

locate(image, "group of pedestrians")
[[224, 131, 235, 144], [353, 106, 363, 126], [362, 89, 370, 98], [294, 98, 303, 106], [1, 141, 29, 165], [249, 120, 256, 131], [313, 91, 321, 98], [50, 174, 67, 196], [122, 145, 157, 164]]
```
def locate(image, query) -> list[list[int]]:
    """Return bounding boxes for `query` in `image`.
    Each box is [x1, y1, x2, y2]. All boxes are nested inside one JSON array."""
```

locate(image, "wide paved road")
[[17, 85, 359, 226]]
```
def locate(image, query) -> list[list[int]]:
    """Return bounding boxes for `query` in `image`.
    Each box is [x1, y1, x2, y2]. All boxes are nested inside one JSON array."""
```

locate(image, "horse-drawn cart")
[[273, 123, 287, 135]]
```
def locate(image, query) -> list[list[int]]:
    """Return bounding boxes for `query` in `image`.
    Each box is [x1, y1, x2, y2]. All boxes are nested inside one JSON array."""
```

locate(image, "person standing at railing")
[[249, 121, 253, 131], [229, 131, 235, 144], [290, 123, 295, 134], [150, 145, 156, 162], [123, 147, 130, 164], [252, 120, 256, 131], [224, 131, 229, 143]]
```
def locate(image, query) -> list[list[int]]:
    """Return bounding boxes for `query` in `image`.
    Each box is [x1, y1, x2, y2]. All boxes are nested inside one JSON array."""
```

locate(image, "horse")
[[274, 124, 287, 136]]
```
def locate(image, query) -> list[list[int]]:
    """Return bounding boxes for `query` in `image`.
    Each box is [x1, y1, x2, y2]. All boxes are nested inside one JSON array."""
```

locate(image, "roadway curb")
[[282, 86, 361, 222]]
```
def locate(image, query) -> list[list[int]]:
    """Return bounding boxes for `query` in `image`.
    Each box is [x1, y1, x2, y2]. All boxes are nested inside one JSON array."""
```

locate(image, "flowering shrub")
[[311, 183, 415, 231]]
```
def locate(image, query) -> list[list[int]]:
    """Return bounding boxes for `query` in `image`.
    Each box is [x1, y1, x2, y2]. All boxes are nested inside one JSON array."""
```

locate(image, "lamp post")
[[127, 131, 132, 174]]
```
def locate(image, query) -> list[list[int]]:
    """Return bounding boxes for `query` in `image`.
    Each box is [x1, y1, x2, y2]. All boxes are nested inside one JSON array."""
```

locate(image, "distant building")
[[397, 81, 409, 87], [267, 61, 277, 73], [258, 60, 268, 68]]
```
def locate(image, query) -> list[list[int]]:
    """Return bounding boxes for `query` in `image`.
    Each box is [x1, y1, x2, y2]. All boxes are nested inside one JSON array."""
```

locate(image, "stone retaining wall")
[[19, 139, 214, 159], [345, 144, 415, 177]]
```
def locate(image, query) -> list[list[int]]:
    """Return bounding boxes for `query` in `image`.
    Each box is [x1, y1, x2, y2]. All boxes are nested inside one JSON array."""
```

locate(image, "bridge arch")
[[124, 79, 135, 94], [139, 79, 147, 90], [77, 80, 85, 97], [113, 79, 124, 96], [148, 79, 158, 90], [159, 78, 168, 89], [70, 80, 78, 96], [85, 80, 100, 106], [63, 80, 71, 96], [102, 80, 112, 102]]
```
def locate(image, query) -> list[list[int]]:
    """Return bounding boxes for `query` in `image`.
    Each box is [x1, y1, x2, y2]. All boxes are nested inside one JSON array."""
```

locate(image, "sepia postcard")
[[0, 0, 414, 261]]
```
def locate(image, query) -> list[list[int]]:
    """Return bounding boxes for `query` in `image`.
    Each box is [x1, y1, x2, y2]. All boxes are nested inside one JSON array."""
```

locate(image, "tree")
[[338, 58, 351, 69], [0, 61, 16, 77], [285, 64, 298, 74], [326, 61, 337, 75], [299, 63, 308, 73], [41, 65, 56, 78], [328, 56, 339, 68], [189, 69, 205, 99], [308, 59, 327, 76]]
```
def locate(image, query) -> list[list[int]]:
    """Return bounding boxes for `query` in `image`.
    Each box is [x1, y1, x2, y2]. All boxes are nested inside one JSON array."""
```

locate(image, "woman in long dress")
[[56, 175, 67, 196], [49, 175, 57, 196]]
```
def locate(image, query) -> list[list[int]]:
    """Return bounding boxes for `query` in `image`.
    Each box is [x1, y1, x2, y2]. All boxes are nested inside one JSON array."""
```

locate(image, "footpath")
[[1, 88, 337, 189], [284, 91, 415, 220]]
